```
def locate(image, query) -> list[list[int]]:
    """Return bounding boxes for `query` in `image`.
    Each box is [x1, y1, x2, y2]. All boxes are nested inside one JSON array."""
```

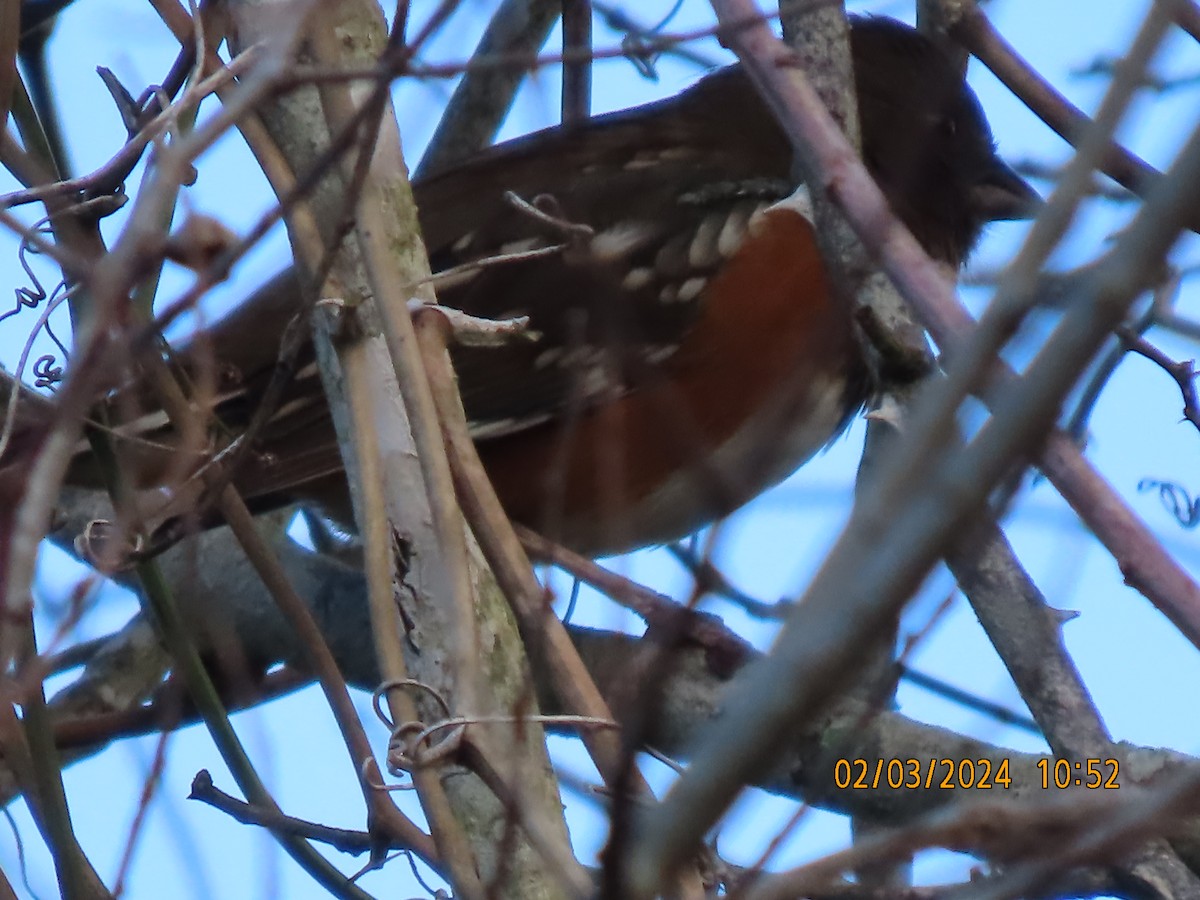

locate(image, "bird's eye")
[[940, 116, 959, 139]]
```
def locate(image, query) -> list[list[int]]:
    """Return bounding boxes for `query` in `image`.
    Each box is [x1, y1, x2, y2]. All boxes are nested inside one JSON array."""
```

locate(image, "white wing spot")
[[622, 267, 656, 291], [677, 277, 707, 303], [746, 201, 773, 236], [644, 344, 679, 365], [560, 345, 607, 368], [688, 213, 725, 269], [717, 203, 754, 258], [534, 348, 564, 370], [576, 364, 622, 401], [590, 222, 658, 263], [498, 236, 544, 255], [623, 150, 663, 171]]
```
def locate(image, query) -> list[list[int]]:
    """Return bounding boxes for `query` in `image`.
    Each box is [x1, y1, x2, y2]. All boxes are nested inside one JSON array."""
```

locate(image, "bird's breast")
[[477, 197, 867, 556]]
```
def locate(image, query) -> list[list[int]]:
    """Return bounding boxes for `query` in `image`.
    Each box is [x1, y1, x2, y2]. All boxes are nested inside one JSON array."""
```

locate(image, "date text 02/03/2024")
[[833, 758, 1122, 790]]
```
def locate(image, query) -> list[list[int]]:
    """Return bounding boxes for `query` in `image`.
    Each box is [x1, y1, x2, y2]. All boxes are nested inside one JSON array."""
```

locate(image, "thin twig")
[[1117, 324, 1200, 435], [413, 308, 656, 789], [561, 0, 593, 124], [625, 2, 1200, 891], [952, 5, 1200, 236], [416, 0, 561, 176], [188, 770, 380, 855]]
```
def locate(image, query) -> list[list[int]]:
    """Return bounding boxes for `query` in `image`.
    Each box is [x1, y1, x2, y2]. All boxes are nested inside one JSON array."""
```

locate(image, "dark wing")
[[413, 66, 796, 435], [85, 67, 799, 515]]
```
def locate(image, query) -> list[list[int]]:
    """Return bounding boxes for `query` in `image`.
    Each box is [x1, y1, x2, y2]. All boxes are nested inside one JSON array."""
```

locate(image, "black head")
[[849, 16, 1040, 264]]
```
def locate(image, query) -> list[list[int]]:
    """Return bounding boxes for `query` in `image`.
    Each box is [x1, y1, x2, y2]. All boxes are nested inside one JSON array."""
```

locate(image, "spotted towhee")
[[43, 16, 1038, 557]]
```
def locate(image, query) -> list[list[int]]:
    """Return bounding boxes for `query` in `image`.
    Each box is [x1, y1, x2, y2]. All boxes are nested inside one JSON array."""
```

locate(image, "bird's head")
[[851, 16, 1041, 264]]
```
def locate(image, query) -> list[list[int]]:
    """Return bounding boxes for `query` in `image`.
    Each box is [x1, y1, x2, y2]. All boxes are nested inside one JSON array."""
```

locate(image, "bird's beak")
[[973, 158, 1043, 221]]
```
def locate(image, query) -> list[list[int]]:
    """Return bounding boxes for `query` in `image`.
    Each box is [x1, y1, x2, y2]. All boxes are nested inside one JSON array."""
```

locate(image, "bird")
[[39, 15, 1039, 558]]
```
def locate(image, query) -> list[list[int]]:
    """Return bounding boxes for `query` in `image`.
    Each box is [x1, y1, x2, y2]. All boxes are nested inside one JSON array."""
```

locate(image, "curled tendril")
[[31, 355, 63, 389], [4, 214, 71, 375], [1138, 479, 1200, 528], [596, 0, 687, 80], [4, 219, 54, 325]]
